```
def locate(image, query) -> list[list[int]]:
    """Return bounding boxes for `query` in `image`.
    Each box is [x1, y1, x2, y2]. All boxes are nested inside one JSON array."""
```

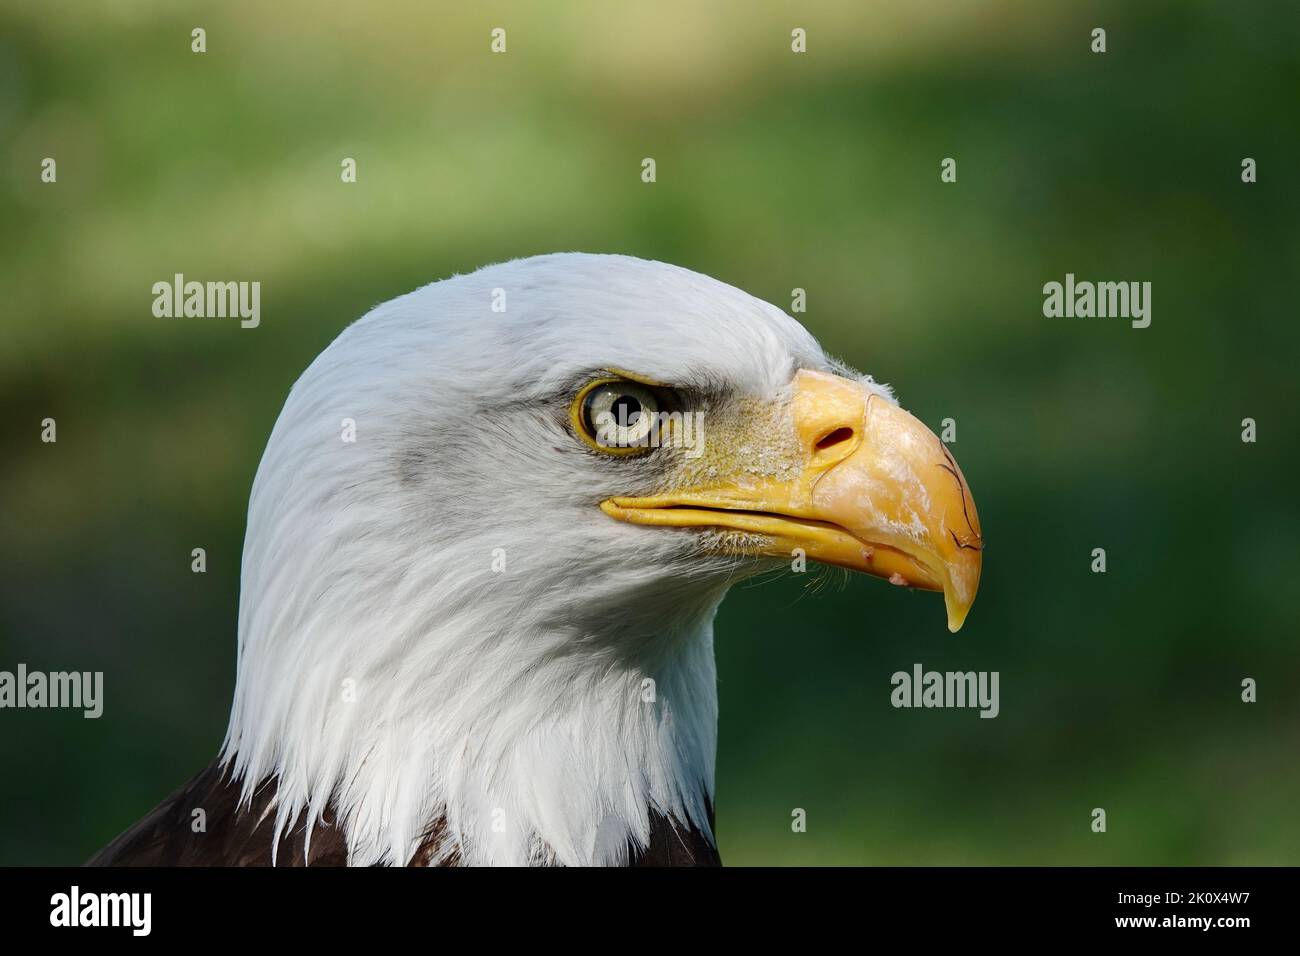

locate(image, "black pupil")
[[610, 394, 642, 425]]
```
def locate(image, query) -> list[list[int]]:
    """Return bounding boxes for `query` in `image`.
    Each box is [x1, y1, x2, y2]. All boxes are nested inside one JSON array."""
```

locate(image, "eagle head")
[[220, 253, 982, 866]]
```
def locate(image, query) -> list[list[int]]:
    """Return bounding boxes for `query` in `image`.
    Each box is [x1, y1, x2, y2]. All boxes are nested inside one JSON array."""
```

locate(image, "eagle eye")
[[572, 379, 667, 455]]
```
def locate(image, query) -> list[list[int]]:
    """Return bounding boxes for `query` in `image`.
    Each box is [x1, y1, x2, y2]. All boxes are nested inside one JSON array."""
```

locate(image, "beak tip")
[[944, 595, 973, 634]]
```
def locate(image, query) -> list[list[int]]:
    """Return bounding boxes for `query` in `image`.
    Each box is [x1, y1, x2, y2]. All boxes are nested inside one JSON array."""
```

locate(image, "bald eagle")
[[89, 253, 982, 867]]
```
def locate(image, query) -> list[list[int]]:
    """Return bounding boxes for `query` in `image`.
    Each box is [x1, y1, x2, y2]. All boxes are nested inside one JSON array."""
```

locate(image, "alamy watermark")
[[50, 886, 150, 936], [593, 406, 706, 459], [1042, 273, 1151, 329], [890, 662, 999, 718], [0, 664, 103, 718], [152, 273, 260, 328]]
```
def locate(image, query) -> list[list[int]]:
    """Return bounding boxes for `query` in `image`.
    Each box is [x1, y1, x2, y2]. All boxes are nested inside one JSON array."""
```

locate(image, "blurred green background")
[[1, 0, 1297, 865]]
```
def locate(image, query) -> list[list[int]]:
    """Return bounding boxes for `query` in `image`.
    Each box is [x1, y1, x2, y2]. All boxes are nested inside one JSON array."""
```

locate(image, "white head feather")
[[220, 253, 893, 866]]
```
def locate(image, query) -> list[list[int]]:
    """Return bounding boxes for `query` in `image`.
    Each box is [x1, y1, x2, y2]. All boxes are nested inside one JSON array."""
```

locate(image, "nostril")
[[815, 427, 855, 452]]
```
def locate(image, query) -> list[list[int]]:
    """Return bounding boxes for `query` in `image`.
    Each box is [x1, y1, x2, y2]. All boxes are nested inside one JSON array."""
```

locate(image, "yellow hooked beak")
[[600, 369, 983, 632]]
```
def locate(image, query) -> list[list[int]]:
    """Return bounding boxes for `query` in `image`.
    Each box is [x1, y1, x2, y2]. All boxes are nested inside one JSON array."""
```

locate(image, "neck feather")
[[222, 578, 722, 866]]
